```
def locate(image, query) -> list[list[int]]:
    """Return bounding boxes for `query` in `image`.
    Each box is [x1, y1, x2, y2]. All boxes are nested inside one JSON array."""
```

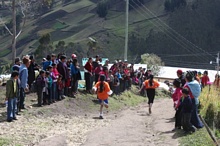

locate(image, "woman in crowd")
[[184, 71, 204, 129]]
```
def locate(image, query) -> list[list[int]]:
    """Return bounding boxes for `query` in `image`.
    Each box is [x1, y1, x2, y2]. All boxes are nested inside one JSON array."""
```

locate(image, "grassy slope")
[[0, 0, 165, 65]]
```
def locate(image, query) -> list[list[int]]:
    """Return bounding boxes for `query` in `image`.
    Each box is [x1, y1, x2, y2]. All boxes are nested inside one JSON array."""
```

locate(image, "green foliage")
[[179, 128, 214, 146], [140, 53, 164, 76], [96, 0, 109, 18], [35, 33, 53, 59]]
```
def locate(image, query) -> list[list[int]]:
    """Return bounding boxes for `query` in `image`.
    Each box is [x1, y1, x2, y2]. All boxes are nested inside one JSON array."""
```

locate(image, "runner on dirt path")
[[92, 75, 113, 119], [139, 75, 160, 114]]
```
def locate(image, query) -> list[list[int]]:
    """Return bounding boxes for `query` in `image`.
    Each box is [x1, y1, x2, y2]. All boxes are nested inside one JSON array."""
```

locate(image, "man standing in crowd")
[[19, 56, 30, 111], [28, 55, 39, 91], [12, 57, 21, 72], [177, 69, 186, 88], [57, 55, 69, 97]]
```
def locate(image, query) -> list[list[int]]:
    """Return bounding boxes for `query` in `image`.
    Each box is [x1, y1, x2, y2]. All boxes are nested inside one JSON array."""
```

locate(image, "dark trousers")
[[7, 98, 16, 120], [19, 88, 25, 109], [146, 89, 155, 104], [85, 72, 91, 91], [95, 74, 99, 84], [182, 113, 195, 132], [52, 82, 57, 102], [72, 78, 78, 93], [37, 87, 43, 106], [113, 85, 120, 95], [175, 107, 182, 128]]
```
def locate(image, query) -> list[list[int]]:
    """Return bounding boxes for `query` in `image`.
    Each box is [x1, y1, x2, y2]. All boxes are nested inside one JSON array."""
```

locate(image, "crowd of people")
[[6, 53, 154, 121], [5, 51, 217, 132], [170, 69, 214, 134]]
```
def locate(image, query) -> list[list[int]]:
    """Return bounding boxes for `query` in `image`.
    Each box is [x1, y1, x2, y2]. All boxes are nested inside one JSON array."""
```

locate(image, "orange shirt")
[[94, 81, 111, 100], [144, 80, 160, 89]]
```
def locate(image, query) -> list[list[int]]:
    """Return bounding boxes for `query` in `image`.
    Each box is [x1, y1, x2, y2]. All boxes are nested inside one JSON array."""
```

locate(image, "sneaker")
[[99, 116, 104, 119], [7, 119, 13, 122]]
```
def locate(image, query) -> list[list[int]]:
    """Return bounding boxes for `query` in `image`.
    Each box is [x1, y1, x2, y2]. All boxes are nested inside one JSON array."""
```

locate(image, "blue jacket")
[[19, 64, 28, 89], [186, 80, 201, 105], [42, 61, 52, 71], [70, 63, 79, 75]]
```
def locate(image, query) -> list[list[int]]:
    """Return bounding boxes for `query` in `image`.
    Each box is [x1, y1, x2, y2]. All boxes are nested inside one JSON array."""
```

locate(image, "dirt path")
[[0, 96, 179, 146], [83, 98, 178, 146]]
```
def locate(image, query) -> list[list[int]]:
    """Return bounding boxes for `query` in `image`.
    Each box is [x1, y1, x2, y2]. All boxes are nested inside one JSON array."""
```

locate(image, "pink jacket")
[[172, 87, 182, 108]]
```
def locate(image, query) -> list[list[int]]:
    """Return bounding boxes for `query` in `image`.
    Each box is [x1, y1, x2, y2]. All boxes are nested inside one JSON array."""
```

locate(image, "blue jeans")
[[52, 82, 58, 101], [7, 98, 17, 120], [19, 88, 25, 109]]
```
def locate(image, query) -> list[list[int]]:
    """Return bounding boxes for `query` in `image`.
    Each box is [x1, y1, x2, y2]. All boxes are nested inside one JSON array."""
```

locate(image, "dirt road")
[[0, 97, 179, 146], [82, 98, 178, 146]]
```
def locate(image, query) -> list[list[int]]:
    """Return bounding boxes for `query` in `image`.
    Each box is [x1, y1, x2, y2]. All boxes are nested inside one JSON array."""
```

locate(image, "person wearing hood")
[[177, 69, 186, 88], [184, 71, 204, 129]]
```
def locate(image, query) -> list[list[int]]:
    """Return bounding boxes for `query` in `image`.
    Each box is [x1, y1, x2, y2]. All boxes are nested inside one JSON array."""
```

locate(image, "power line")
[[128, 3, 208, 63], [135, 0, 215, 59]]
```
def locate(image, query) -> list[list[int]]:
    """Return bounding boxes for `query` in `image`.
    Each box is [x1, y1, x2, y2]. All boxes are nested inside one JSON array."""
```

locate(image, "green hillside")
[[0, 0, 219, 71]]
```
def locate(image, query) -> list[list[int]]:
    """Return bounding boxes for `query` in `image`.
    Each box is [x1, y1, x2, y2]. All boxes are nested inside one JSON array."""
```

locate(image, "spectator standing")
[[19, 56, 30, 110], [28, 55, 39, 91], [6, 71, 20, 122], [36, 70, 46, 107], [57, 55, 69, 97], [71, 58, 81, 96], [201, 71, 210, 88], [12, 57, 21, 72], [84, 57, 93, 93], [177, 69, 186, 88]]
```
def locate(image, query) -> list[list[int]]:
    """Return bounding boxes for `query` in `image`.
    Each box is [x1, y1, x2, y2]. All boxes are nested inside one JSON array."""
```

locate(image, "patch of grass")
[[179, 128, 214, 146], [61, 0, 94, 13], [0, 138, 10, 146], [52, 21, 68, 30]]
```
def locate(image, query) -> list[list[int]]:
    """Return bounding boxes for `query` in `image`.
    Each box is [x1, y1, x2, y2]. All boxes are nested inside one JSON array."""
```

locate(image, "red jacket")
[[84, 62, 93, 73]]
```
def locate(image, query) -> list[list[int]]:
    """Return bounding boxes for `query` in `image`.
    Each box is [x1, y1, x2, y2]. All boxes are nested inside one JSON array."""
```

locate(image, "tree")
[[0, 0, 29, 64], [35, 33, 53, 59], [140, 53, 164, 76], [97, 0, 109, 18], [87, 37, 97, 57]]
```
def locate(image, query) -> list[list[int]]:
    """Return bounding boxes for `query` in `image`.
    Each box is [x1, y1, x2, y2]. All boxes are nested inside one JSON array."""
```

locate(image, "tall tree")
[[0, 0, 28, 64]]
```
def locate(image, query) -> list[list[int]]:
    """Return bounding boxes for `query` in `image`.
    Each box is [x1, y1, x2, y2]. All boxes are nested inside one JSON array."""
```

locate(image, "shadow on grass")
[[92, 99, 100, 105], [92, 117, 102, 120], [160, 130, 186, 139]]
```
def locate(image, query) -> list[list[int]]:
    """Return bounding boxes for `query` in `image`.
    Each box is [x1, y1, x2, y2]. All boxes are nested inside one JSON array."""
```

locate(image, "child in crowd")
[[132, 74, 139, 85], [6, 71, 20, 122], [113, 74, 120, 96], [57, 74, 64, 100], [108, 70, 114, 90], [181, 88, 196, 134], [52, 63, 59, 101], [36, 70, 46, 107], [44, 71, 53, 105], [65, 68, 71, 96], [172, 78, 182, 131], [93, 75, 113, 119]]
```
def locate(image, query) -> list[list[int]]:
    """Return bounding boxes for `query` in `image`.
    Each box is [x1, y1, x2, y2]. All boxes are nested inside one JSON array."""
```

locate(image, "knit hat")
[[177, 69, 183, 75], [185, 71, 194, 81]]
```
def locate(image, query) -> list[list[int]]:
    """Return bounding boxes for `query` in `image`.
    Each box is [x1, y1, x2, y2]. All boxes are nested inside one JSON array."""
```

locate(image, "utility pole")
[[217, 52, 219, 75], [124, 0, 129, 61]]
